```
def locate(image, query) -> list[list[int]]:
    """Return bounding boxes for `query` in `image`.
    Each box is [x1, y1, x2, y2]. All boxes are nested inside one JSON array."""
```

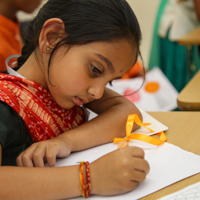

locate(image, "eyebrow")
[[94, 53, 115, 73]]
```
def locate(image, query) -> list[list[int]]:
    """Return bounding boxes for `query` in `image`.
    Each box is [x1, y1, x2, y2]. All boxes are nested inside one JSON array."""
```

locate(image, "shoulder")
[[0, 101, 33, 166], [0, 101, 31, 148], [0, 101, 24, 147]]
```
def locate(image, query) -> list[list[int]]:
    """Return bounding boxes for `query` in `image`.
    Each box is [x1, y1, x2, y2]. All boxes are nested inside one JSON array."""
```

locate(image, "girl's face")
[[45, 39, 137, 109]]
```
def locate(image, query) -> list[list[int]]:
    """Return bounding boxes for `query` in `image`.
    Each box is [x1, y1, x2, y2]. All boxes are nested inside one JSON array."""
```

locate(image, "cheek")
[[47, 55, 90, 97], [60, 66, 90, 90], [50, 74, 89, 97]]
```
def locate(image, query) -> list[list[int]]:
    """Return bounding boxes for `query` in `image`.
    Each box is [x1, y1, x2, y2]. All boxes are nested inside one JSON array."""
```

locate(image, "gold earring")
[[46, 47, 51, 51]]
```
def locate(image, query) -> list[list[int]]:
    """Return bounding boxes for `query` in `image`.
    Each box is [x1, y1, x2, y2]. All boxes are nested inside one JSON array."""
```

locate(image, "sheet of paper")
[[46, 142, 200, 200], [106, 67, 178, 111], [159, 181, 200, 200], [132, 109, 168, 136]]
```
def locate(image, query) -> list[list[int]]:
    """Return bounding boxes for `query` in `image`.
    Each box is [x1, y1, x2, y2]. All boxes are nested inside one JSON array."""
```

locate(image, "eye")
[[91, 65, 102, 76], [109, 81, 113, 86]]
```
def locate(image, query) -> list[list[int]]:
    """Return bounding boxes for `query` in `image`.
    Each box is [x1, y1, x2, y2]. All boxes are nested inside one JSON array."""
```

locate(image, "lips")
[[74, 97, 89, 106]]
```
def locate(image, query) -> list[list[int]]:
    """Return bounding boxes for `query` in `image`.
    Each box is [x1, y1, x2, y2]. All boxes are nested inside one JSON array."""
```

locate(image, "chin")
[[59, 102, 76, 110]]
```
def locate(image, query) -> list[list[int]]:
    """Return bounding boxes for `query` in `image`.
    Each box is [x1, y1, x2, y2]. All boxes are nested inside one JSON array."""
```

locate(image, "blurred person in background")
[[148, 0, 200, 92], [0, 0, 42, 71]]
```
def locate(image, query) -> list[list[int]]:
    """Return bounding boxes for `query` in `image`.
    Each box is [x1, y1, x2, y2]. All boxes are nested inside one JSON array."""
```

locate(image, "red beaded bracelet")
[[79, 161, 91, 198], [85, 161, 91, 197], [79, 161, 86, 197]]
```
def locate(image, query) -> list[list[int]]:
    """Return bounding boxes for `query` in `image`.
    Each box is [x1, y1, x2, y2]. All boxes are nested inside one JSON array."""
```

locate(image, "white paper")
[[132, 109, 168, 136], [159, 181, 200, 200], [46, 142, 200, 200], [106, 67, 178, 111]]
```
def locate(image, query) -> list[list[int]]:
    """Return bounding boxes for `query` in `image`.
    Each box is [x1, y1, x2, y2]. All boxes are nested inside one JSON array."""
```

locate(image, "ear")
[[39, 18, 66, 54]]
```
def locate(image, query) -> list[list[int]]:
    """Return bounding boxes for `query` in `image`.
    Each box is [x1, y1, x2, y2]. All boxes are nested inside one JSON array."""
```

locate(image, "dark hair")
[[18, 0, 142, 75]]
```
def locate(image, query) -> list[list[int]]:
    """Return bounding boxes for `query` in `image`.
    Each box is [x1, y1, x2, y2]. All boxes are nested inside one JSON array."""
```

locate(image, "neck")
[[17, 52, 49, 90], [0, 1, 18, 21]]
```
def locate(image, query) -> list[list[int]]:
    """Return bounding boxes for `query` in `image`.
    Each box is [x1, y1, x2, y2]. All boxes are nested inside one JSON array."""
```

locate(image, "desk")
[[140, 111, 200, 200], [177, 70, 200, 110], [178, 26, 200, 45]]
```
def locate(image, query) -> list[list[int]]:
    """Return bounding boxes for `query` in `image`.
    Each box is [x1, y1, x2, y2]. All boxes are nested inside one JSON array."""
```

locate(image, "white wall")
[[127, 0, 160, 67], [17, 0, 160, 67]]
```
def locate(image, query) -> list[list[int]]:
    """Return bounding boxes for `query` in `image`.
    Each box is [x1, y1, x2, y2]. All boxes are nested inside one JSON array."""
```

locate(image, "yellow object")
[[113, 114, 167, 147]]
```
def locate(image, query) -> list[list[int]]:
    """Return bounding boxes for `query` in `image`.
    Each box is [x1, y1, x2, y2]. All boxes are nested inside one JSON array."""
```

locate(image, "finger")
[[130, 170, 147, 182], [130, 180, 139, 190], [123, 179, 139, 192], [129, 146, 145, 159], [32, 146, 46, 167], [45, 144, 58, 167], [133, 157, 150, 175], [18, 145, 38, 167], [16, 153, 23, 167], [21, 151, 35, 167]]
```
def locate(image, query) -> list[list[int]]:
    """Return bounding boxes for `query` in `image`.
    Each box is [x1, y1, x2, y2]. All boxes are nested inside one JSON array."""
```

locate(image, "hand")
[[16, 136, 72, 167], [90, 146, 150, 196]]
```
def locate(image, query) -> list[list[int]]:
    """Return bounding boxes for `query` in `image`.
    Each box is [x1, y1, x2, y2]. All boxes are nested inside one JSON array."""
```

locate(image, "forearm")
[[2, 147, 150, 199], [0, 165, 81, 200], [60, 101, 142, 152]]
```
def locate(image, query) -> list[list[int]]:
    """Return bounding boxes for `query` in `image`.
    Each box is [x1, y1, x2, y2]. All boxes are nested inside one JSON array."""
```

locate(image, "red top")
[[0, 73, 86, 142], [0, 15, 22, 71]]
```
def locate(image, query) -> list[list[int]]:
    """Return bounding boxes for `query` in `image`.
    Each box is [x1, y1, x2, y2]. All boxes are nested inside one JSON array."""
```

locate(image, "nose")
[[88, 83, 105, 100]]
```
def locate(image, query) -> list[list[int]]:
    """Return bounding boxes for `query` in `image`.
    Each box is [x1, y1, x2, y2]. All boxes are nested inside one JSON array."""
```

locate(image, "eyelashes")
[[91, 65, 102, 76], [91, 64, 113, 86]]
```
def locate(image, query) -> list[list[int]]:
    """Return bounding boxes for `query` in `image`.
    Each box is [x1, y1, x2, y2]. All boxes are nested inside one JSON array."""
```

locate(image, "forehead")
[[84, 39, 137, 73]]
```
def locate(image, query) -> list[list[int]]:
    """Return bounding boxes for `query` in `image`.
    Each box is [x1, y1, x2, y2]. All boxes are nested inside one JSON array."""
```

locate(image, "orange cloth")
[[122, 61, 143, 79], [0, 15, 23, 71]]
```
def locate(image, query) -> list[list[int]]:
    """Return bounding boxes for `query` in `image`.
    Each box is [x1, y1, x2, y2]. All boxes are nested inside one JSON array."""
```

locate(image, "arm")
[[17, 88, 142, 167], [1, 147, 149, 200], [194, 0, 200, 21], [64, 88, 142, 152], [0, 164, 80, 200]]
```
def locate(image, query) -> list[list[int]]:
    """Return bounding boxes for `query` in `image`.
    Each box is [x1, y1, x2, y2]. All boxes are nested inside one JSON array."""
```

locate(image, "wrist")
[[89, 161, 99, 195], [59, 129, 83, 152], [57, 132, 74, 153]]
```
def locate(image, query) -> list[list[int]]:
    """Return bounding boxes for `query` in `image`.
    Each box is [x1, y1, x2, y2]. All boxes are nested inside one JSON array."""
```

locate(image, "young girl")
[[0, 0, 150, 199]]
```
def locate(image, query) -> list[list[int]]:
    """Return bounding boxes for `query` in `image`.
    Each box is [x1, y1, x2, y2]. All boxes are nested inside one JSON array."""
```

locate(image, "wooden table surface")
[[177, 70, 200, 111], [140, 111, 200, 200], [179, 26, 200, 45]]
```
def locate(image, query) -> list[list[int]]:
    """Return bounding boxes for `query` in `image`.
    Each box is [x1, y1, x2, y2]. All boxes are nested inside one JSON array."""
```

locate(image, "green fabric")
[[0, 101, 32, 166], [148, 0, 168, 70], [148, 0, 200, 92]]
